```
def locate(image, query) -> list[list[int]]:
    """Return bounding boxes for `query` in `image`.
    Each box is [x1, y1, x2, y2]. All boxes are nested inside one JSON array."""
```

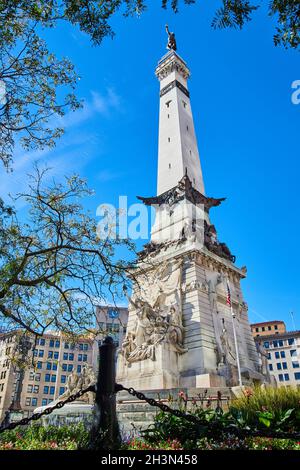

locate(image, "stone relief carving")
[[53, 365, 96, 405], [121, 259, 187, 363], [256, 342, 270, 379], [204, 220, 236, 263], [219, 318, 236, 366]]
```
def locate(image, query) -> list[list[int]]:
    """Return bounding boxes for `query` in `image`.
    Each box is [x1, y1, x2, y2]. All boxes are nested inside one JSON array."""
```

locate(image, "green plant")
[[0, 423, 89, 450], [231, 386, 300, 432]]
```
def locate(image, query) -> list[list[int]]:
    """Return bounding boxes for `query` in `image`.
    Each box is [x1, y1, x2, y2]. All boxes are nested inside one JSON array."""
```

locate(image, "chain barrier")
[[1, 381, 300, 441], [0, 384, 95, 434], [115, 383, 300, 440]]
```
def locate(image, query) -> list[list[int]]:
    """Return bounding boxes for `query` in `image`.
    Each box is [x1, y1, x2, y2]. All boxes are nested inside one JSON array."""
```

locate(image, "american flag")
[[226, 281, 232, 308]]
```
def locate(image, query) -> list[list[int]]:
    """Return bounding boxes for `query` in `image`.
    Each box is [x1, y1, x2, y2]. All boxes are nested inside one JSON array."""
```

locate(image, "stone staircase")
[[116, 387, 233, 437]]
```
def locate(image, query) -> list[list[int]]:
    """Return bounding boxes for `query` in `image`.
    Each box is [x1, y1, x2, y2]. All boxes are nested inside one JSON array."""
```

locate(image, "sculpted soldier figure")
[[165, 24, 177, 51]]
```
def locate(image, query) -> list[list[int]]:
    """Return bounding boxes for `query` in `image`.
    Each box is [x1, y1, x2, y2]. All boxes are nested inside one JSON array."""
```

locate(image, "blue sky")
[[1, 3, 299, 329]]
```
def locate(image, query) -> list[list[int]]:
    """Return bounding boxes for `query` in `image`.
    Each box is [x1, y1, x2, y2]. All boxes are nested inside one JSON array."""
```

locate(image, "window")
[[290, 350, 297, 357], [268, 326, 272, 331], [35, 373, 41, 382], [78, 354, 82, 362], [83, 354, 87, 362], [37, 361, 42, 369], [69, 353, 74, 361], [59, 387, 65, 395], [49, 340, 54, 347], [168, 137, 170, 142], [40, 338, 45, 346], [33, 349, 38, 357], [262, 327, 265, 332], [38, 350, 44, 357], [33, 385, 39, 394], [46, 362, 52, 370], [182, 100, 187, 108], [282, 362, 287, 370], [275, 352, 280, 359], [186, 125, 189, 131], [288, 338, 295, 346], [294, 373, 300, 380], [284, 374, 289, 381], [79, 343, 84, 351], [267, 352, 271, 360], [273, 341, 278, 348], [50, 386, 55, 395], [278, 374, 284, 382], [274, 325, 278, 330], [54, 352, 59, 360], [42, 398, 48, 407], [52, 363, 57, 371], [62, 364, 67, 371], [255, 328, 259, 332], [31, 398, 37, 407], [51, 374, 56, 383], [68, 364, 73, 372], [43, 386, 49, 394], [77, 365, 82, 374], [264, 342, 269, 349], [269, 364, 273, 371], [25, 398, 31, 406], [55, 340, 60, 348], [48, 351, 53, 359], [63, 352, 68, 361], [292, 361, 299, 368], [61, 375, 66, 384], [27, 384, 33, 393], [277, 363, 282, 370], [45, 374, 50, 382], [64, 342, 69, 350], [29, 371, 35, 381], [280, 351, 285, 358], [278, 340, 284, 347]]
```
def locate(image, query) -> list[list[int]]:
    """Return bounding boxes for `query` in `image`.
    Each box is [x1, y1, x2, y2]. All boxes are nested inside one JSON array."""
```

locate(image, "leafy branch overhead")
[[0, 168, 135, 336], [0, 1, 299, 168]]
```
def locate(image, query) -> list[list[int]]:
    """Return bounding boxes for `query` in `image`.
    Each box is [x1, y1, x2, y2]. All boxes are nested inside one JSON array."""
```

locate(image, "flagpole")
[[227, 280, 243, 387]]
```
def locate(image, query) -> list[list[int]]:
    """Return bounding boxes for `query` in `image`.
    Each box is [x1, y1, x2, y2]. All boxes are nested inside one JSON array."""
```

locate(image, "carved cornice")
[[155, 51, 190, 81]]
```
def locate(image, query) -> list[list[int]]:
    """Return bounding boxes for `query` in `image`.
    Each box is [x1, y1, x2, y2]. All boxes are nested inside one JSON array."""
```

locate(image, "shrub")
[[0, 423, 89, 450]]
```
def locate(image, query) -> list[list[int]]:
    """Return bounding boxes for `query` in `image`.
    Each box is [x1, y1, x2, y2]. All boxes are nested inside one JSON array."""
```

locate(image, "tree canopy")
[[0, 1, 299, 168], [0, 168, 134, 336]]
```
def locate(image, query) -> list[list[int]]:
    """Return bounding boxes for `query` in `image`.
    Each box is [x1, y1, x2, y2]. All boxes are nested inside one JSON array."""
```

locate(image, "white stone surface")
[[156, 51, 205, 196]]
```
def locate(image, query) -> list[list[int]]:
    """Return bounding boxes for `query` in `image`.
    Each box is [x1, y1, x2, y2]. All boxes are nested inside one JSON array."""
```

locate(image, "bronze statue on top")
[[166, 24, 177, 51]]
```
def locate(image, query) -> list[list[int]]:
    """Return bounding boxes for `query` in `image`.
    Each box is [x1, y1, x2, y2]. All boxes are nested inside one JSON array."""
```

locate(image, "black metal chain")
[[115, 383, 300, 440], [0, 384, 96, 434]]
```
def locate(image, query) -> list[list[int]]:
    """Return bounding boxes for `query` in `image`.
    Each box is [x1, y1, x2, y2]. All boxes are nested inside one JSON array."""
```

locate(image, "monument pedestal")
[[117, 343, 181, 390]]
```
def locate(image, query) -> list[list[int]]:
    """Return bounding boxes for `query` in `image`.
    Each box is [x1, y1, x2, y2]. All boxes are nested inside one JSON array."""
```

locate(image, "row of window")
[[268, 350, 299, 359], [264, 338, 296, 348], [254, 324, 279, 333], [34, 350, 88, 361], [29, 364, 83, 380], [36, 358, 87, 371], [25, 395, 65, 408], [278, 373, 300, 382], [36, 339, 89, 350], [27, 384, 39, 393]]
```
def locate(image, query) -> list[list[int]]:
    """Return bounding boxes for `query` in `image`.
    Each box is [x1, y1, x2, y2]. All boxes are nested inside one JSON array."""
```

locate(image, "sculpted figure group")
[[121, 259, 187, 363]]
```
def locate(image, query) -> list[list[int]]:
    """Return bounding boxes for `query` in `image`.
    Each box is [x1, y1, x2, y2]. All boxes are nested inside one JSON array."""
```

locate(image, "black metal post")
[[88, 336, 120, 450]]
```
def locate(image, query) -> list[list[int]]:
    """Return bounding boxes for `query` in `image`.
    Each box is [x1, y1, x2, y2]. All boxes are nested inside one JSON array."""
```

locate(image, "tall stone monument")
[[117, 30, 264, 390]]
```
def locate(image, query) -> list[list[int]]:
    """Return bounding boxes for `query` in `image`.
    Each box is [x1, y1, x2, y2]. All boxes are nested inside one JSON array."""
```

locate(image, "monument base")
[[117, 343, 181, 389]]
